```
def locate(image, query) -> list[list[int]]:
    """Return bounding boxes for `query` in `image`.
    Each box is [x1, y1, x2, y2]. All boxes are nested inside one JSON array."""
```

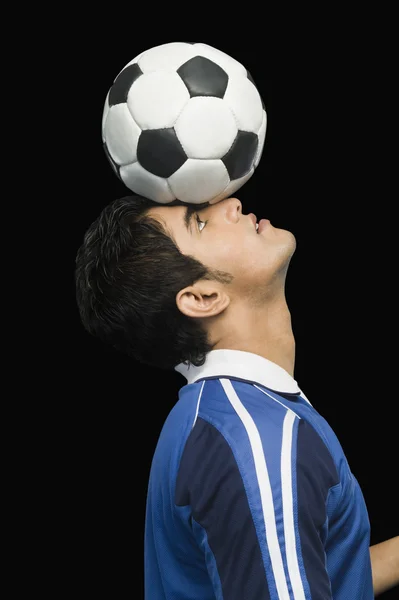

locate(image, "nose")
[[225, 197, 242, 221], [222, 196, 242, 215], [207, 196, 242, 222]]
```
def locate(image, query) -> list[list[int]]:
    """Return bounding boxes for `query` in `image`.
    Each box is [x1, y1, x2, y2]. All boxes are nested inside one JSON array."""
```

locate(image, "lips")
[[249, 213, 257, 230], [257, 219, 270, 234], [249, 213, 267, 233]]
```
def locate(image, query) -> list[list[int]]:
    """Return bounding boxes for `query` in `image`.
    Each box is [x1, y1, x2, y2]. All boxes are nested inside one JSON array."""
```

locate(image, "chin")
[[275, 227, 296, 253], [277, 232, 297, 268], [287, 231, 297, 253]]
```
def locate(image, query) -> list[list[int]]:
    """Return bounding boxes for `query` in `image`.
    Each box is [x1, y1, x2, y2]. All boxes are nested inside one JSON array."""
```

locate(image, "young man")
[[75, 194, 398, 599]]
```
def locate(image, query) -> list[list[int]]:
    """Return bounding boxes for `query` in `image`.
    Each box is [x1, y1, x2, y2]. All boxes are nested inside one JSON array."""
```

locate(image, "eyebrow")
[[183, 205, 197, 234]]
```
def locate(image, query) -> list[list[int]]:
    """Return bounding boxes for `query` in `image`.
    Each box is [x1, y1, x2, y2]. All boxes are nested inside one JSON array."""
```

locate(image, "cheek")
[[212, 239, 247, 262], [214, 240, 260, 272]]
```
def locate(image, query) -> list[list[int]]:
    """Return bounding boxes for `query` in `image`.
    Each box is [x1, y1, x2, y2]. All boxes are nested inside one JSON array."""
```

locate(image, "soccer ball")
[[102, 42, 267, 205]]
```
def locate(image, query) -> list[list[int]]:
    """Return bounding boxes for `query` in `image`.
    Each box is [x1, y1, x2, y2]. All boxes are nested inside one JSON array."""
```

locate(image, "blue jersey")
[[144, 349, 373, 599]]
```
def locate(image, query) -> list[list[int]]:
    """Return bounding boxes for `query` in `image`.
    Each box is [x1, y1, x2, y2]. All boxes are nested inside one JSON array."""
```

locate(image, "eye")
[[195, 214, 207, 232]]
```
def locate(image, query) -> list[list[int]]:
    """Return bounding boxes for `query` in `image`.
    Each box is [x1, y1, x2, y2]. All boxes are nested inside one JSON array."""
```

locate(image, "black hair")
[[75, 194, 233, 371]]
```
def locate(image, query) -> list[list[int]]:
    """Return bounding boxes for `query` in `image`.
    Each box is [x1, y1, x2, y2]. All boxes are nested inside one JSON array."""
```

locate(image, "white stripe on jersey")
[[253, 385, 307, 597], [192, 380, 206, 429], [221, 379, 307, 599], [220, 378, 291, 600], [281, 410, 306, 599]]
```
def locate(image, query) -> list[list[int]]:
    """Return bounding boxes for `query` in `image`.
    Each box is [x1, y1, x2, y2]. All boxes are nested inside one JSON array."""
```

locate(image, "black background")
[[62, 15, 397, 599]]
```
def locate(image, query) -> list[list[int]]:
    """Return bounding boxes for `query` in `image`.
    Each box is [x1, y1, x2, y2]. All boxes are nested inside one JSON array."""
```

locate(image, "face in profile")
[[147, 197, 296, 303]]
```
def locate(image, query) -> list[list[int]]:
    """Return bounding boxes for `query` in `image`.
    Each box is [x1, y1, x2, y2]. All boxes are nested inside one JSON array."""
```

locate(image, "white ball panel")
[[254, 110, 267, 167], [175, 97, 237, 159], [120, 162, 175, 204], [138, 42, 196, 72], [104, 104, 140, 165], [168, 159, 230, 204], [101, 91, 110, 143], [127, 71, 189, 129], [192, 43, 247, 79], [208, 168, 255, 205], [224, 77, 264, 133]]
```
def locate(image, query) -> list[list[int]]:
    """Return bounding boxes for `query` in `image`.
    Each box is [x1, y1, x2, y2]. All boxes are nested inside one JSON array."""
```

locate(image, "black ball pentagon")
[[247, 69, 265, 110], [109, 63, 143, 107], [103, 143, 121, 179], [246, 69, 256, 86], [177, 56, 229, 98], [222, 131, 259, 180], [137, 128, 187, 178]]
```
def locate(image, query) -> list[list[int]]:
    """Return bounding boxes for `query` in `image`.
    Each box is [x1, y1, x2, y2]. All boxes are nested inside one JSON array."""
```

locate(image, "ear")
[[176, 282, 230, 319]]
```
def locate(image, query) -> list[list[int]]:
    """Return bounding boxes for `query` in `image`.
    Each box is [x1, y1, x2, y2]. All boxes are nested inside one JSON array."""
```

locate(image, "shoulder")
[[296, 418, 340, 485]]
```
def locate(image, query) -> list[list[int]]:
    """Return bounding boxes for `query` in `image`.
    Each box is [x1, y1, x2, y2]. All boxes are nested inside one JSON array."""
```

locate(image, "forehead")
[[147, 206, 195, 248], [147, 204, 185, 229], [148, 204, 181, 219]]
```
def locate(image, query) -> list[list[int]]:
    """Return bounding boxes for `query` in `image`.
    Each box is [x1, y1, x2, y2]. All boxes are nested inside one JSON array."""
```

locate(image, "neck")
[[211, 293, 295, 377]]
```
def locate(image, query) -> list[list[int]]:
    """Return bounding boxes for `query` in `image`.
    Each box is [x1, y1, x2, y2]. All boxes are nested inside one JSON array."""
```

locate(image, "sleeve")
[[175, 414, 340, 600]]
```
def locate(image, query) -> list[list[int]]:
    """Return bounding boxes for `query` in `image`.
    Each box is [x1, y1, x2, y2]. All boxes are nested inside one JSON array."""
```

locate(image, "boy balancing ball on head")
[[75, 193, 399, 599]]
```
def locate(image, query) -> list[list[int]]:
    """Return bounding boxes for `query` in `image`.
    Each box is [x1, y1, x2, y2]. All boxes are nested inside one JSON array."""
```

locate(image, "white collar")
[[174, 349, 301, 394]]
